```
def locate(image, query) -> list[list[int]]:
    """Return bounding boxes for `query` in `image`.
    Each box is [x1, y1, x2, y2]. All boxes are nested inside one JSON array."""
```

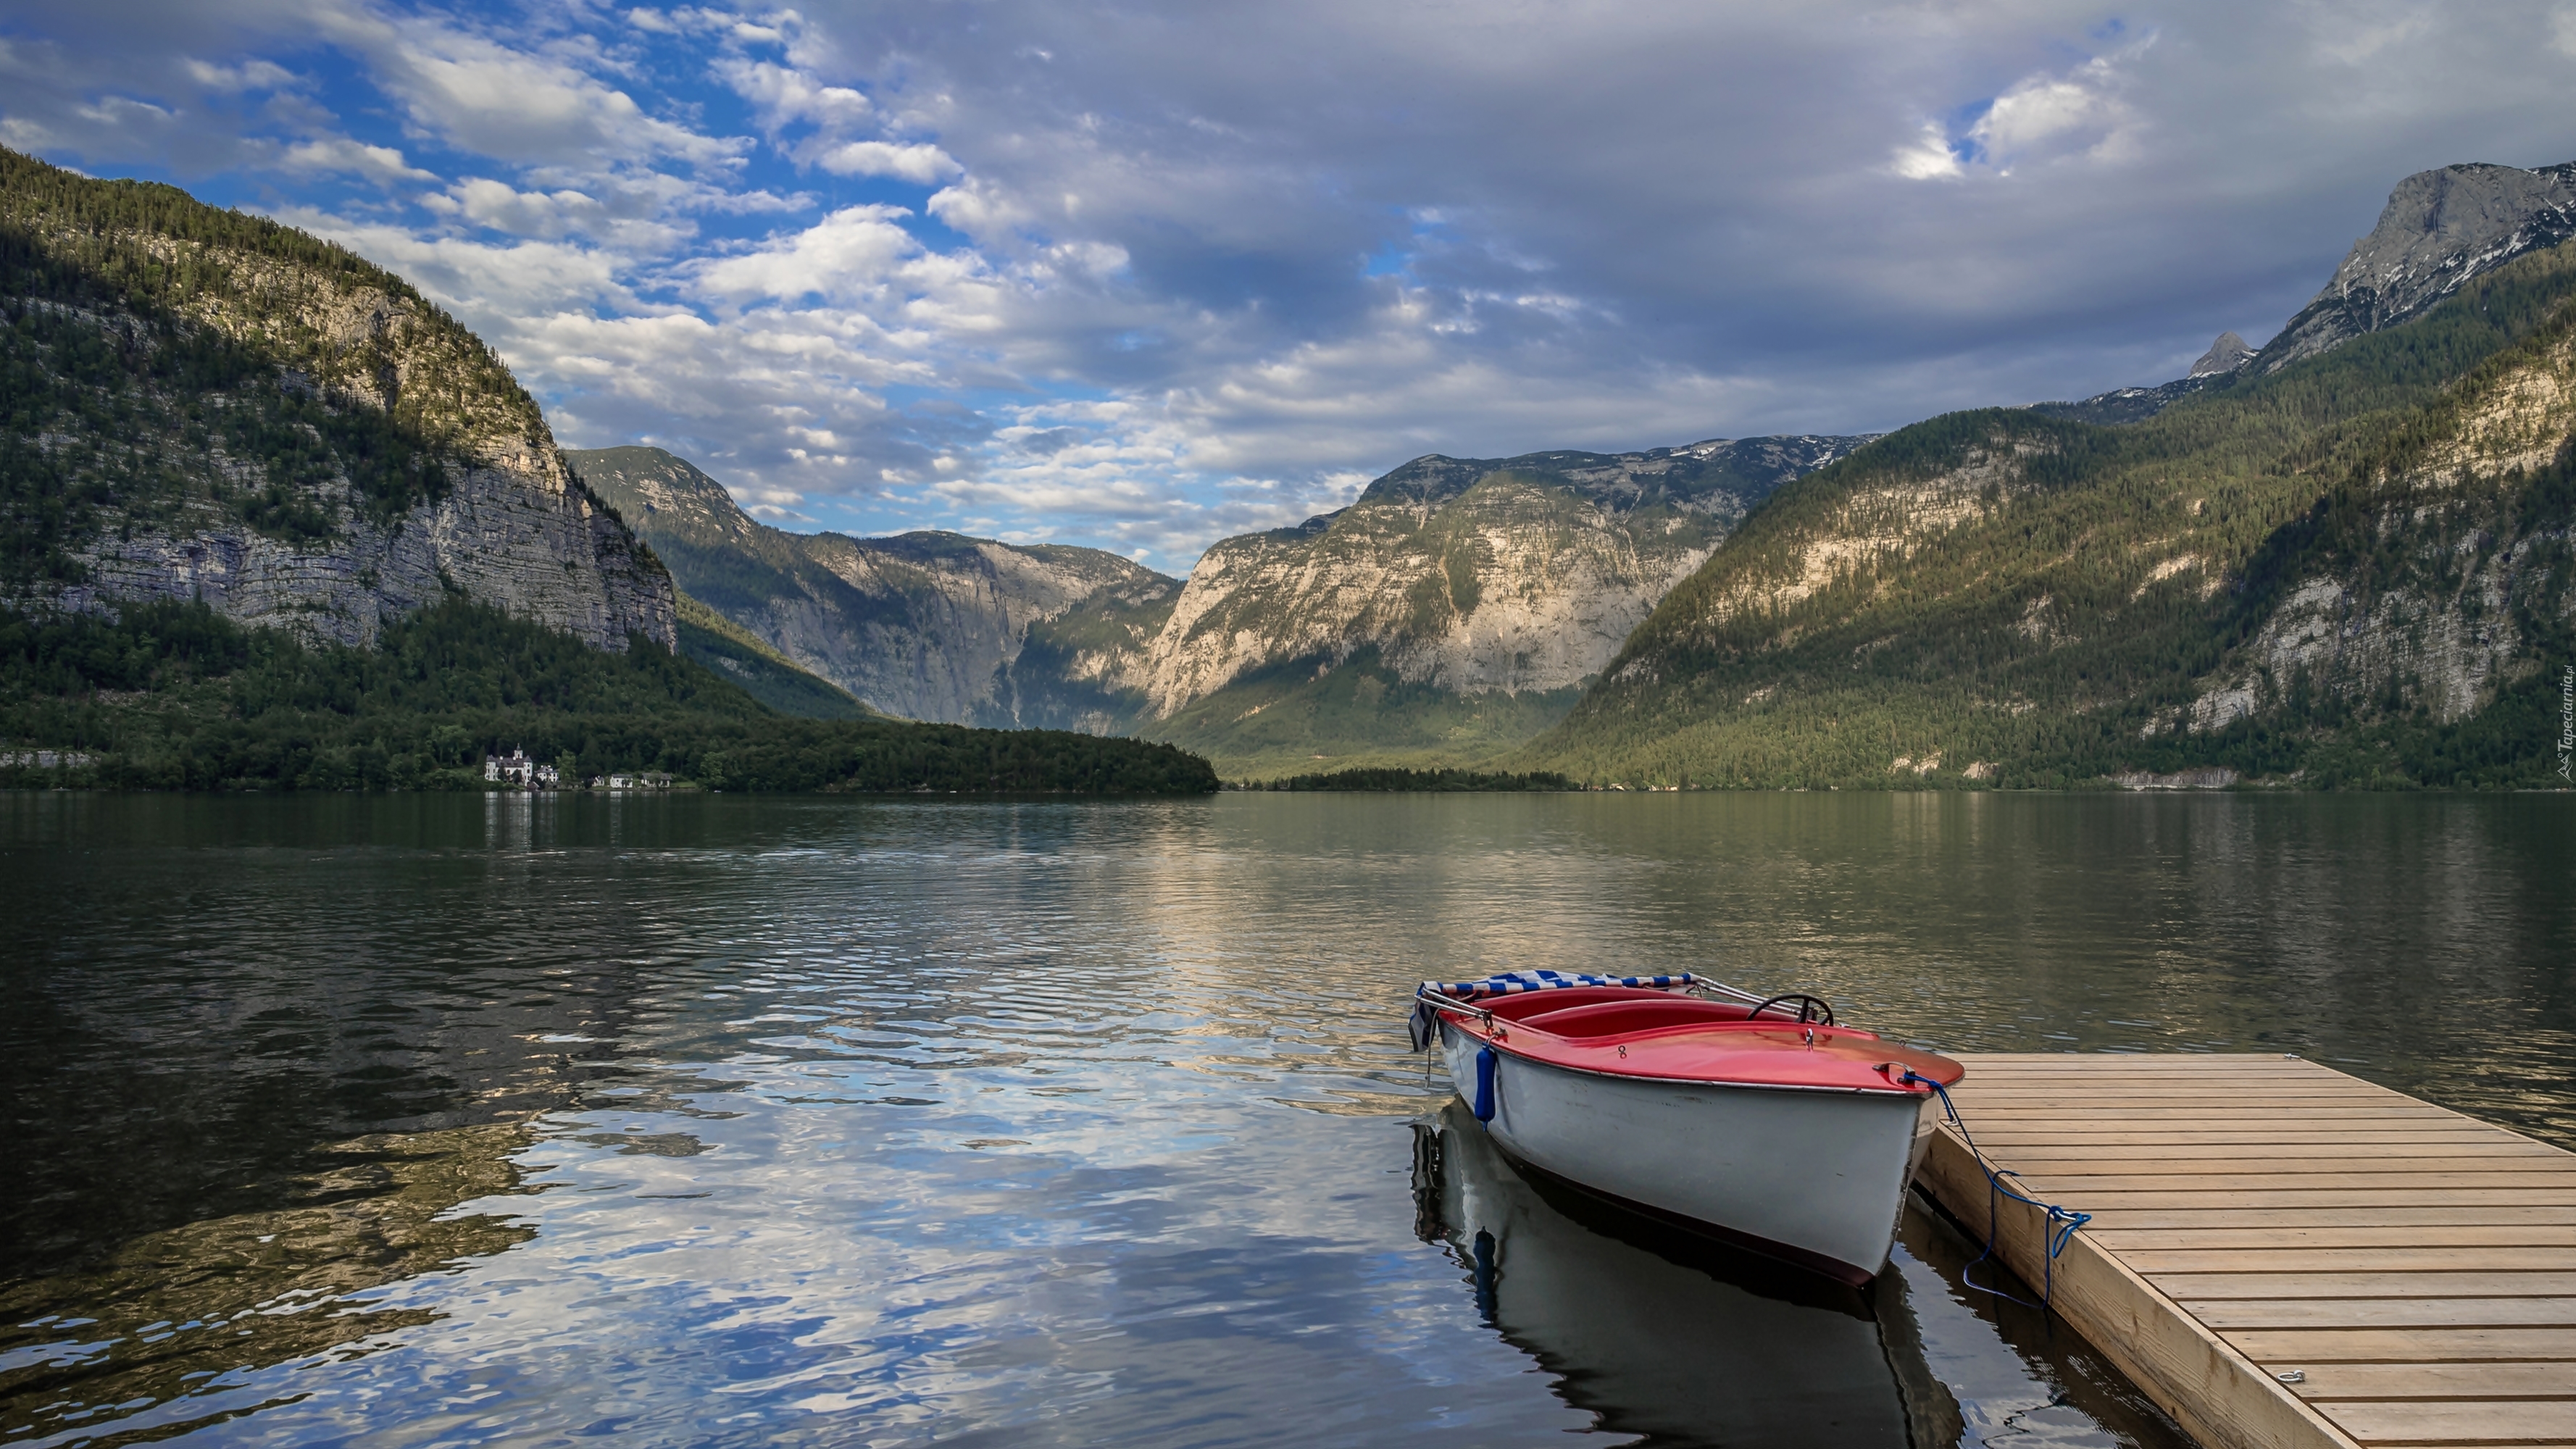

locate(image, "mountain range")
[[578, 154, 2576, 788], [0, 146, 1211, 794], [8, 141, 2570, 791], [1522, 158, 2576, 789], [575, 435, 1866, 775]]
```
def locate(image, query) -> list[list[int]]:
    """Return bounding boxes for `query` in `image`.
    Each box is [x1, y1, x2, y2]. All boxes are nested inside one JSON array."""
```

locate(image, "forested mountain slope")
[[567, 446, 1175, 725], [0, 147, 674, 649], [1528, 242, 2576, 789]]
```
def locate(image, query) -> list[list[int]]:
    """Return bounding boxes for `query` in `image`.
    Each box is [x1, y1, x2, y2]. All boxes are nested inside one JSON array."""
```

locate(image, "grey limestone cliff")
[[1126, 437, 1868, 768], [567, 446, 1174, 723], [0, 149, 674, 651], [2260, 160, 2576, 372]]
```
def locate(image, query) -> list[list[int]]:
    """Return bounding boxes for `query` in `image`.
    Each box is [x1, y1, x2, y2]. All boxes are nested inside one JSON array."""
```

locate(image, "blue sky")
[[6, 0, 2576, 572]]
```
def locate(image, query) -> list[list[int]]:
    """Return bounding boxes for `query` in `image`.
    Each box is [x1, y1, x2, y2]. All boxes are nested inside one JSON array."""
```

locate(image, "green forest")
[[0, 598, 1218, 794], [1240, 766, 1577, 791]]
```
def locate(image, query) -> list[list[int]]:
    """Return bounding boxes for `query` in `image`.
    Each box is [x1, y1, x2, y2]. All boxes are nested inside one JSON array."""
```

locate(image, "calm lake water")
[[4, 790, 2571, 1448]]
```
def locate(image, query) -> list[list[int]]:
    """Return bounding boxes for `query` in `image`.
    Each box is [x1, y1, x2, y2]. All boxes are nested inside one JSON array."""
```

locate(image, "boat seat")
[[1514, 998, 1762, 1037], [1477, 986, 1680, 1022]]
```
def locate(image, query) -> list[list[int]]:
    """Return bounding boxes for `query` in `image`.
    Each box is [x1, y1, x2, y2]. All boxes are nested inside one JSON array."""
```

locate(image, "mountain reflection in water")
[[2, 791, 2565, 1447]]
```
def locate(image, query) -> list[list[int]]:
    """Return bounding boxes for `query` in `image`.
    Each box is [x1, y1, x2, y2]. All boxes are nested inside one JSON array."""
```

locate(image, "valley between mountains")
[[5, 141, 2573, 790], [567, 435, 1862, 779]]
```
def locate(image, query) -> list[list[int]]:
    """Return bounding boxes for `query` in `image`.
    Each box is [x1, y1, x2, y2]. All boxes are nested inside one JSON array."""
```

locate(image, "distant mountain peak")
[[2189, 331, 2254, 377], [2036, 159, 2576, 425], [2259, 157, 2576, 372]]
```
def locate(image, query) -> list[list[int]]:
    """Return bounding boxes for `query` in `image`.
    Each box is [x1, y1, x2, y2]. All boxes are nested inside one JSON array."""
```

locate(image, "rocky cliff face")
[[1136, 438, 1864, 719], [2180, 310, 2576, 737], [567, 446, 1173, 722], [2261, 161, 2576, 372], [0, 149, 674, 650]]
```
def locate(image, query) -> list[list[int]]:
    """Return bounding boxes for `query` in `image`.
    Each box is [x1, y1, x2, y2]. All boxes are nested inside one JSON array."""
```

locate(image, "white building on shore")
[[483, 748, 560, 789]]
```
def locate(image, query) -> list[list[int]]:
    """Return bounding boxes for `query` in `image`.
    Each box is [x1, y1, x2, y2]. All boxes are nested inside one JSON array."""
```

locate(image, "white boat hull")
[[1441, 1019, 1931, 1283]]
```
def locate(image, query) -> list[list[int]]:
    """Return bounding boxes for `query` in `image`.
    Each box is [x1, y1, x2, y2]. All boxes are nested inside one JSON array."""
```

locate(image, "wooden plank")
[[1959, 1114, 2485, 1127], [1954, 1091, 2448, 1103], [2097, 1229, 2576, 1252], [1999, 1173, 2576, 1193], [2077, 1209, 2576, 1231], [2047, 1191, 2576, 1211], [1957, 1054, 2340, 1066], [2161, 1272, 2576, 1300], [2122, 1250, 2576, 1274], [1959, 1122, 2491, 1133], [1958, 1090, 2427, 1102], [2004, 1158, 2570, 1179], [2221, 1329, 2576, 1364], [2319, 1398, 2576, 1445], [1968, 1137, 2535, 1153], [1972, 1101, 2458, 1111], [2283, 1362, 2576, 1401], [2189, 1300, 2576, 1330], [1993, 1144, 2559, 1164]]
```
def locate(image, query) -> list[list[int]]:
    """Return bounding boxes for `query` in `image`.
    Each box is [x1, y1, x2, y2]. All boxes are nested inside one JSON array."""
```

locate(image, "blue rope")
[[1901, 1071, 2091, 1321]]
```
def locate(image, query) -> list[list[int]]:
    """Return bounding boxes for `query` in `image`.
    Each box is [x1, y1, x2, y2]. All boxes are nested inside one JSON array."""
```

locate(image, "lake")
[[4, 790, 2570, 1448]]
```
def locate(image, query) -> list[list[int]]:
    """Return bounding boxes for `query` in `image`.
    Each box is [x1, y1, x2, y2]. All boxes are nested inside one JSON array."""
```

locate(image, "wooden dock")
[[1914, 1054, 2576, 1449]]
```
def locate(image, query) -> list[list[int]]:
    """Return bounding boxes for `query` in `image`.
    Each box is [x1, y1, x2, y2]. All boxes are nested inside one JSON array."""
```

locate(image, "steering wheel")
[[1744, 993, 1835, 1027]]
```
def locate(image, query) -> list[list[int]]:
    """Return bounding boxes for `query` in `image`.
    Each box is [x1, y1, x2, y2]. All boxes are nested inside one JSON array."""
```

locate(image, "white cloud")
[[1972, 51, 2146, 167], [814, 139, 962, 183], [695, 205, 934, 304], [924, 176, 1039, 241], [717, 57, 875, 134], [1891, 123, 1964, 180], [12, 0, 2575, 568], [280, 135, 436, 183], [312, 6, 745, 171], [1894, 38, 2152, 183], [184, 57, 298, 92]]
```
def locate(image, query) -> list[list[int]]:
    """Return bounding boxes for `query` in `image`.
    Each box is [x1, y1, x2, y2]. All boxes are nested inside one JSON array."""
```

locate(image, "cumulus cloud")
[[5, 0, 2575, 568], [695, 205, 937, 304], [814, 139, 961, 183], [279, 135, 435, 183], [1890, 124, 1965, 181], [310, 4, 746, 171], [183, 57, 298, 92], [716, 57, 872, 135]]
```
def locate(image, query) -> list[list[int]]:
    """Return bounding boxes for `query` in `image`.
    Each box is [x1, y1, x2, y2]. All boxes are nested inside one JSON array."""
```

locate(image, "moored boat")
[[1409, 971, 1964, 1285]]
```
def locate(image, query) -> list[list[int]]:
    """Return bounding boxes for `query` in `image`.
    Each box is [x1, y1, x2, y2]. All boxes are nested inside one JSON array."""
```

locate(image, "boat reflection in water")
[[1414, 1100, 1957, 1448]]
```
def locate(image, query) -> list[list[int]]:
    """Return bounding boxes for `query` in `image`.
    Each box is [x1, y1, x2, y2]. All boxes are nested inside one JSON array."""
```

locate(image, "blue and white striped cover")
[[1423, 969, 1699, 1001], [1407, 971, 1698, 1051]]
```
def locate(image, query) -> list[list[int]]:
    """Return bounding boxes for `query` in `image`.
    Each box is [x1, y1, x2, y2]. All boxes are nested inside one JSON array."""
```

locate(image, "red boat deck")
[[1445, 987, 1963, 1091], [1918, 1054, 2576, 1449]]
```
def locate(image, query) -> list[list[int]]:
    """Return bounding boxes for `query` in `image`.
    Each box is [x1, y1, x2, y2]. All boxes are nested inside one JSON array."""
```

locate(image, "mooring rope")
[[1902, 1070, 2092, 1321]]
